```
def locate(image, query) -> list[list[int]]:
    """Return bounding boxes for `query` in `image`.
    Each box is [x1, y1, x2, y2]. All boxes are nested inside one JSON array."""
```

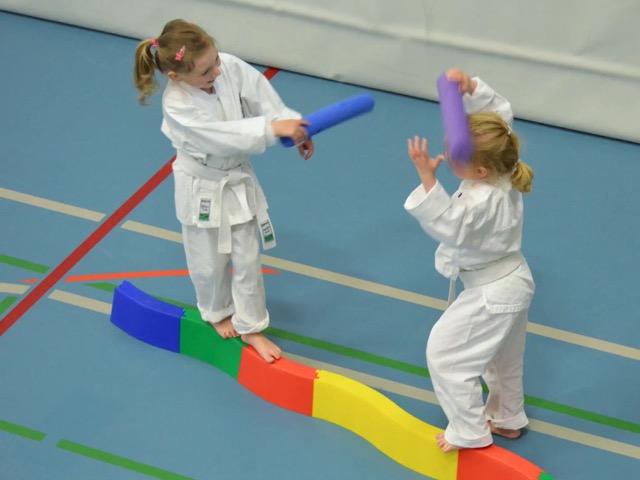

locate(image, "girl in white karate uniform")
[[404, 68, 535, 451], [134, 20, 314, 363]]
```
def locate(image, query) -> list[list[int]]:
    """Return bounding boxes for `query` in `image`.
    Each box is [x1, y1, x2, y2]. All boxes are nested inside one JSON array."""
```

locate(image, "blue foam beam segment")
[[280, 93, 375, 147], [110, 281, 183, 352], [436, 73, 474, 164]]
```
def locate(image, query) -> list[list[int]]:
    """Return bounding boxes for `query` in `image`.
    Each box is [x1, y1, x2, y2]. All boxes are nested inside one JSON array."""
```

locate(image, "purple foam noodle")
[[436, 73, 474, 164], [280, 93, 375, 147]]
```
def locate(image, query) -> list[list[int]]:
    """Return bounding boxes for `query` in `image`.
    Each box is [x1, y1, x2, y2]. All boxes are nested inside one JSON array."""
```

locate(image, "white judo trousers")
[[182, 219, 269, 335], [427, 262, 534, 448], [158, 53, 303, 338]]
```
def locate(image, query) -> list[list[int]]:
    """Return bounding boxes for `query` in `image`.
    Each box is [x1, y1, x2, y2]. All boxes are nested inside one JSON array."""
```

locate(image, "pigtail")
[[468, 112, 534, 193], [511, 160, 534, 193], [133, 39, 160, 105], [133, 21, 216, 105]]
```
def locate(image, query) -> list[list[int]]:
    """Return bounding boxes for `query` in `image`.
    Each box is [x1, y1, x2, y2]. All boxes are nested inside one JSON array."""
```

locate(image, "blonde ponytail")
[[511, 160, 534, 193], [468, 111, 534, 194], [133, 39, 159, 105], [133, 20, 216, 105]]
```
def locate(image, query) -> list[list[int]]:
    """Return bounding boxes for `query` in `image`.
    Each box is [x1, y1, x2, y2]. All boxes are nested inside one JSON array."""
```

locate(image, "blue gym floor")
[[1, 11, 639, 480]]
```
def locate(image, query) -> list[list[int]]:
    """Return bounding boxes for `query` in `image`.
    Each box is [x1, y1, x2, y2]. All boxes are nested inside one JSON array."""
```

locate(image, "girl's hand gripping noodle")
[[280, 93, 375, 147], [436, 73, 474, 164]]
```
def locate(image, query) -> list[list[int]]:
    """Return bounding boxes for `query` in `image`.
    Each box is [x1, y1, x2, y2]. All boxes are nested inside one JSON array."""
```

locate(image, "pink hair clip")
[[151, 38, 158, 48], [175, 45, 186, 61]]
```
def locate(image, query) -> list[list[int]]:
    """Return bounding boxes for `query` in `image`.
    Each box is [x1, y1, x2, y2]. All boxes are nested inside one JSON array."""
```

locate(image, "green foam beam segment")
[[179, 308, 246, 379]]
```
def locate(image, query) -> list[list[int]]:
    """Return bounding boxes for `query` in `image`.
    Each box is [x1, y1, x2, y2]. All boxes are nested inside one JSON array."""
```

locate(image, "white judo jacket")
[[160, 53, 301, 253], [404, 78, 525, 286]]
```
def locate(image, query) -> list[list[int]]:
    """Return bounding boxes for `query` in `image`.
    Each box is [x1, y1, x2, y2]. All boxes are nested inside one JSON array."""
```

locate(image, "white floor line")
[[0, 187, 104, 222], [2, 187, 639, 361], [526, 419, 640, 460], [37, 290, 640, 460], [48, 290, 112, 315], [120, 220, 182, 243], [527, 323, 640, 361], [261, 254, 449, 311], [287, 354, 640, 461], [0, 283, 30, 295]]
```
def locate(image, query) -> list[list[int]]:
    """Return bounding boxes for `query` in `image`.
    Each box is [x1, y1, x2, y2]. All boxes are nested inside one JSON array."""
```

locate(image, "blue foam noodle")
[[436, 73, 474, 164], [110, 281, 183, 352], [281, 94, 375, 147]]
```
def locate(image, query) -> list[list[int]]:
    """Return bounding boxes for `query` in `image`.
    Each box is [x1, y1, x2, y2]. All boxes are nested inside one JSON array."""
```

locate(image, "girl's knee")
[[232, 262, 262, 283]]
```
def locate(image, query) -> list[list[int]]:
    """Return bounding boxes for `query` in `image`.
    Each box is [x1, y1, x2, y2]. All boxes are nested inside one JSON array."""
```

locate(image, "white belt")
[[175, 153, 275, 254], [447, 252, 524, 306]]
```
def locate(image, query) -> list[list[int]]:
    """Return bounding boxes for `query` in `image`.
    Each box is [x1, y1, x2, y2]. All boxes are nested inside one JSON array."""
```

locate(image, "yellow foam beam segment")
[[312, 369, 458, 479]]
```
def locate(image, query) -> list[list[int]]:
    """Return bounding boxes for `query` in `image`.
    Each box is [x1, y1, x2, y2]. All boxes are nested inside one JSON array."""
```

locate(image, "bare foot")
[[208, 317, 239, 339], [488, 420, 522, 439], [241, 332, 282, 363], [436, 433, 461, 452]]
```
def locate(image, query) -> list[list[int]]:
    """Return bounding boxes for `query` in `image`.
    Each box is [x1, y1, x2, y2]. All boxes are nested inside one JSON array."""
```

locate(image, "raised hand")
[[445, 68, 477, 95], [408, 136, 444, 193]]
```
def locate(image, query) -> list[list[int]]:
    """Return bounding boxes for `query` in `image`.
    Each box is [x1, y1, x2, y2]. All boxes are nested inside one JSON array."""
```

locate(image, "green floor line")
[[51, 282, 640, 435], [271, 328, 640, 434], [0, 419, 46, 441], [86, 282, 118, 292], [0, 296, 18, 316], [56, 440, 193, 480], [266, 326, 431, 378], [524, 395, 640, 435], [0, 254, 49, 273]]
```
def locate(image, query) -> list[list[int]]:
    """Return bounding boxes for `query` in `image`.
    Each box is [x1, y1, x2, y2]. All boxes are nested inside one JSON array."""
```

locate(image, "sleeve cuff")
[[264, 118, 277, 146], [404, 181, 451, 220], [462, 77, 493, 113]]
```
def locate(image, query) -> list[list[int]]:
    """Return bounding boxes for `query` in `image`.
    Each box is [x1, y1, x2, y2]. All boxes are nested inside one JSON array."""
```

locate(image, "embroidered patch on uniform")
[[198, 198, 211, 221], [260, 220, 274, 243]]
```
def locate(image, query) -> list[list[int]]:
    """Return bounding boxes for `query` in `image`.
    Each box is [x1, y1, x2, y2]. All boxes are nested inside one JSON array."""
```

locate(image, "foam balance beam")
[[110, 281, 554, 479], [111, 280, 183, 352], [313, 369, 457, 478]]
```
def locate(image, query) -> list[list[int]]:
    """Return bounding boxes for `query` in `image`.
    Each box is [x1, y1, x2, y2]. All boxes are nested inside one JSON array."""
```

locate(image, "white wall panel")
[[2, 0, 638, 142]]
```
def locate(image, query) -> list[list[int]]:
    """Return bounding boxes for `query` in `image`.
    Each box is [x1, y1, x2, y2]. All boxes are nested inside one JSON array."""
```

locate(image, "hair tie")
[[151, 38, 158, 48], [506, 126, 513, 136], [175, 45, 186, 61]]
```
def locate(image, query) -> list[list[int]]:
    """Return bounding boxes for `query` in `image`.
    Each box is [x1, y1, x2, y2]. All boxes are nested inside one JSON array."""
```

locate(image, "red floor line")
[[65, 270, 190, 282], [1, 68, 281, 336], [263, 67, 280, 80], [0, 157, 175, 336], [24, 266, 281, 284], [64, 267, 280, 283]]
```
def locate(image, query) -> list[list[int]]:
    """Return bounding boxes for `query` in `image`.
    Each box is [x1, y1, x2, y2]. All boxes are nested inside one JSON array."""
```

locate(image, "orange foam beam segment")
[[458, 445, 546, 480], [109, 282, 552, 479], [237, 346, 317, 416]]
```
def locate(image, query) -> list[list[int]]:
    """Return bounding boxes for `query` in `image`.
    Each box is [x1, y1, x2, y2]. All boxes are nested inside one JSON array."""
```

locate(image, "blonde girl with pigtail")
[[134, 19, 314, 363], [404, 68, 535, 452]]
